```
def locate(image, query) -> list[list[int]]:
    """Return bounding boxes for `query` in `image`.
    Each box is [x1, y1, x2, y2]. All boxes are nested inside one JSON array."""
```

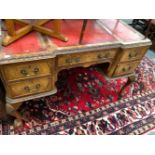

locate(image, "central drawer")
[[7, 76, 53, 98], [57, 49, 117, 67], [2, 60, 52, 82]]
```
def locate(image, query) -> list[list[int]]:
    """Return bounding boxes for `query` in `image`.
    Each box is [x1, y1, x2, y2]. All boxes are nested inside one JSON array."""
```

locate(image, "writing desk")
[[0, 19, 151, 124]]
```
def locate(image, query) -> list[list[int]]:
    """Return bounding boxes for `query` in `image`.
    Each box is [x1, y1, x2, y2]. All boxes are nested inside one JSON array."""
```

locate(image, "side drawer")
[[7, 76, 53, 98], [57, 49, 117, 67], [119, 46, 148, 62], [2, 60, 53, 82], [113, 61, 140, 76]]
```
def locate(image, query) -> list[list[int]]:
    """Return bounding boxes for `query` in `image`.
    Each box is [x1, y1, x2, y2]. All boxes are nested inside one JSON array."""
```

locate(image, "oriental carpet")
[[1, 56, 155, 135]]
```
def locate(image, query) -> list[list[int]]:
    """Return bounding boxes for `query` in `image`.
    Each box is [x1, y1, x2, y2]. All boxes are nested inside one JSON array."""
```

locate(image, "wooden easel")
[[2, 19, 68, 46]]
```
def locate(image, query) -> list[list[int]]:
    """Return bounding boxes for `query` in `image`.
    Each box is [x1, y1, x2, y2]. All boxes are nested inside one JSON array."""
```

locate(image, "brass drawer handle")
[[98, 53, 110, 59], [33, 67, 40, 74], [75, 57, 80, 63], [24, 84, 41, 93], [129, 52, 138, 58], [24, 86, 30, 92], [66, 58, 72, 63], [97, 54, 104, 59], [122, 68, 126, 72], [35, 84, 41, 90], [20, 69, 28, 76], [66, 58, 80, 63], [122, 66, 131, 72]]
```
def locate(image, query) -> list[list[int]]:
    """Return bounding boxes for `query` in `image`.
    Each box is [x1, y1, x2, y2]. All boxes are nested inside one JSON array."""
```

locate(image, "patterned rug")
[[1, 56, 155, 135]]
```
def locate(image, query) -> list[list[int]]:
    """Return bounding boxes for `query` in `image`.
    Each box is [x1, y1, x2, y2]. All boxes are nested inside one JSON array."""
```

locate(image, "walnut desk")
[[0, 19, 151, 123]]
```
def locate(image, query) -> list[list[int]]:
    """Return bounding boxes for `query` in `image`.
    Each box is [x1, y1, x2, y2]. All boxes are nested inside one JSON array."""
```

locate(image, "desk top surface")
[[0, 19, 151, 64]]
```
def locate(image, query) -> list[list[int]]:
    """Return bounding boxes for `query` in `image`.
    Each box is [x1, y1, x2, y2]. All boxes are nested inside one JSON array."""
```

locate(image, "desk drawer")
[[113, 61, 140, 76], [120, 47, 148, 62], [58, 49, 117, 67], [2, 60, 52, 82], [8, 76, 53, 98]]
